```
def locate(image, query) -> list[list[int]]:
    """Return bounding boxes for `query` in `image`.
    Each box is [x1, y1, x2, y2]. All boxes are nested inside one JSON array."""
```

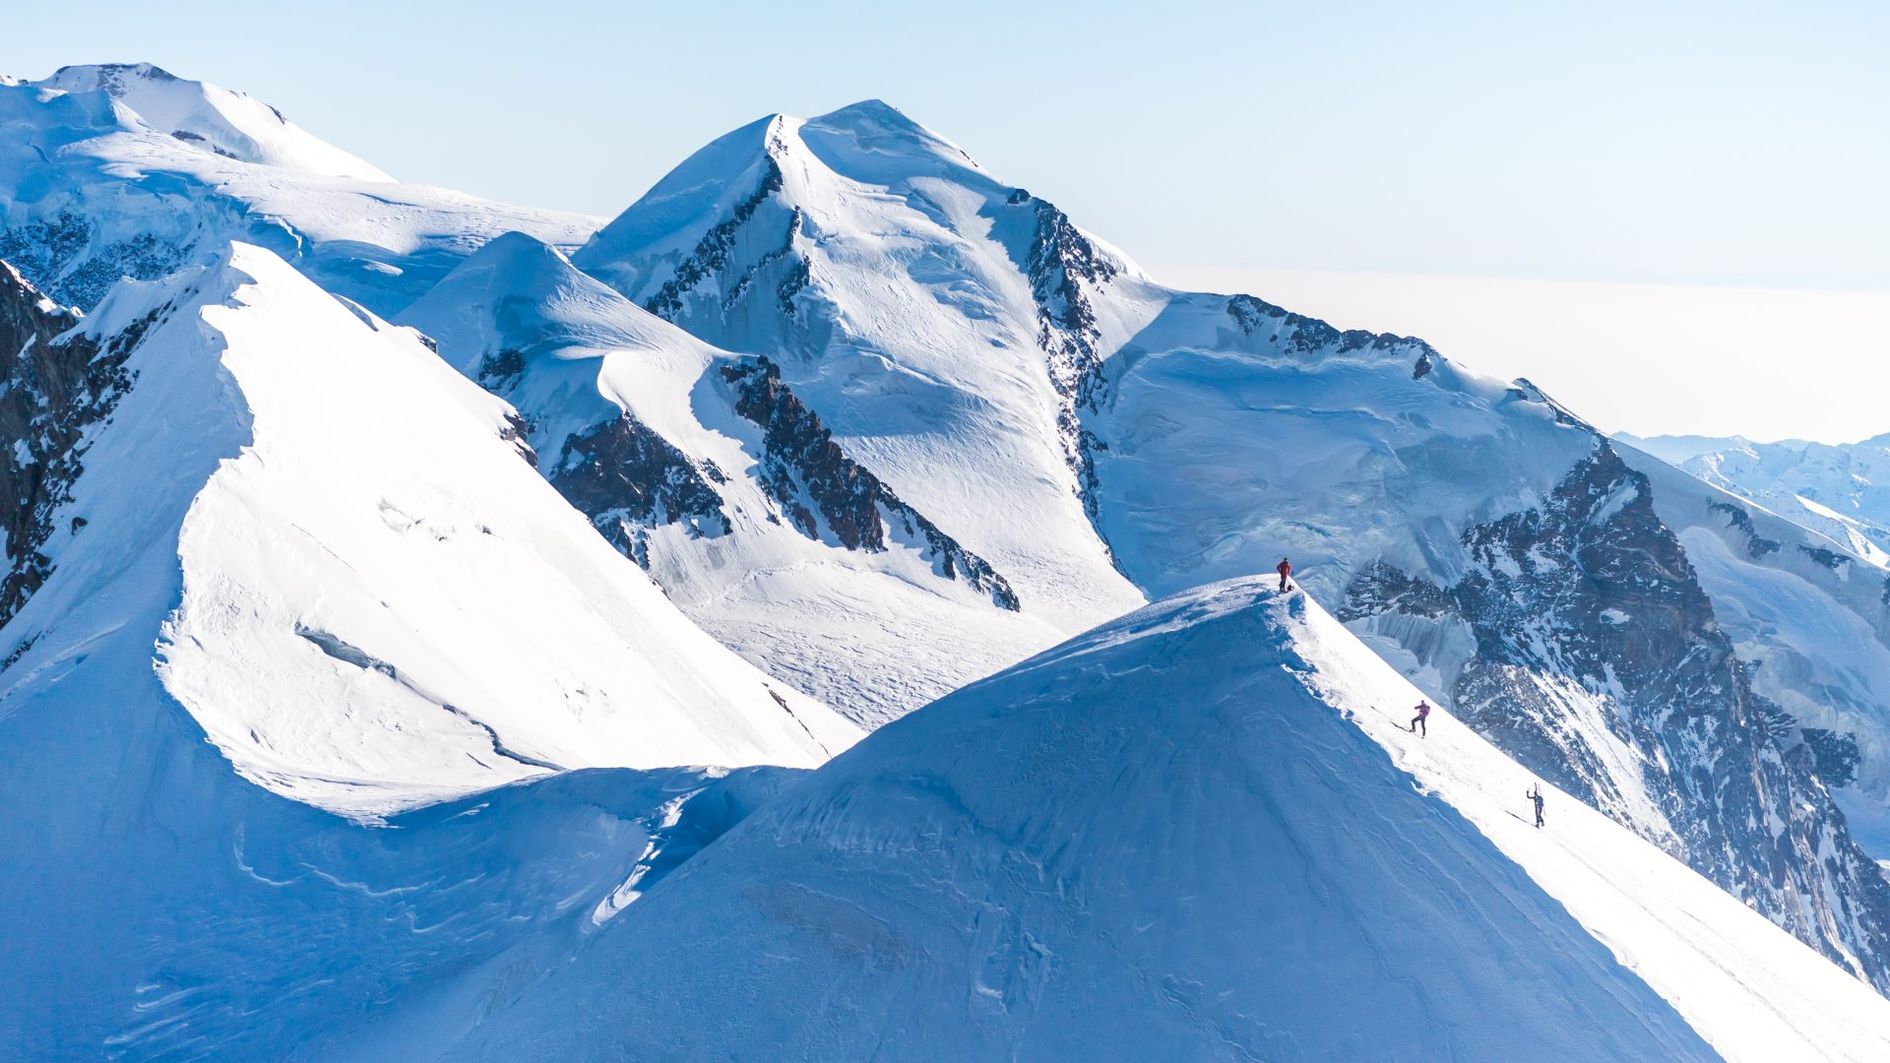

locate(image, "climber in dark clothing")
[[1408, 700, 1431, 737], [1527, 785, 1546, 828], [1276, 557, 1292, 592]]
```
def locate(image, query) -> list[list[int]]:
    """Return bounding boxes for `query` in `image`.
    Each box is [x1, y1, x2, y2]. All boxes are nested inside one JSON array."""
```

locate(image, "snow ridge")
[[451, 581, 1890, 1061]]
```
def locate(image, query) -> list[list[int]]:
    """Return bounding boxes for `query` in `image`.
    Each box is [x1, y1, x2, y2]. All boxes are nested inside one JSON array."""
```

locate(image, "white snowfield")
[[49, 242, 857, 816], [0, 63, 599, 315], [402, 232, 1070, 725], [452, 580, 1890, 1061]]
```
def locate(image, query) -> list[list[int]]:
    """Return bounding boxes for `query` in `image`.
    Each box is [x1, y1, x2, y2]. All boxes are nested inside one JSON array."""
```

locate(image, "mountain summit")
[[0, 62, 596, 313], [38, 62, 395, 180]]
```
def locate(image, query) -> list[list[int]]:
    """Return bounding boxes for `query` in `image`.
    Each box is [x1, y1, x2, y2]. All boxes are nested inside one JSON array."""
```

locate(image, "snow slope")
[[0, 63, 598, 315], [559, 98, 1890, 984], [402, 232, 1067, 724], [2, 243, 854, 817], [455, 580, 1890, 1061]]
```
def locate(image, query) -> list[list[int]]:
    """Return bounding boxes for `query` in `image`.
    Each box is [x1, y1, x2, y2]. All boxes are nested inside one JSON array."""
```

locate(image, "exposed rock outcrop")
[[1344, 444, 1890, 989], [0, 260, 155, 626], [549, 414, 729, 566], [721, 357, 1019, 609]]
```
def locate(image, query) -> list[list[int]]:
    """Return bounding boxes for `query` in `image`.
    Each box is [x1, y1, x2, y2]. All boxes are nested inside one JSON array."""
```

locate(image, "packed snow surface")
[[454, 580, 1890, 1061]]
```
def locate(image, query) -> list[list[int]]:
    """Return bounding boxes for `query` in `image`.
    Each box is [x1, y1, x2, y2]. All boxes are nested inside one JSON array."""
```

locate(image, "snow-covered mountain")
[[450, 581, 1890, 1061], [553, 99, 1890, 990], [1624, 431, 1890, 565], [0, 242, 855, 815], [0, 63, 597, 315], [401, 232, 1065, 723], [572, 102, 1149, 642]]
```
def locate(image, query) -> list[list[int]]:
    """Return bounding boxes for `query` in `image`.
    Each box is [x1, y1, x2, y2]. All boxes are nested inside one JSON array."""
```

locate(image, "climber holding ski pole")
[[1408, 700, 1431, 737], [1527, 784, 1546, 828]]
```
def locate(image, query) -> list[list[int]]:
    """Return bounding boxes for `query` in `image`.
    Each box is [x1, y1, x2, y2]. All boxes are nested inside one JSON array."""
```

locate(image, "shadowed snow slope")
[[0, 63, 597, 314], [402, 232, 1066, 725], [452, 581, 1890, 1061]]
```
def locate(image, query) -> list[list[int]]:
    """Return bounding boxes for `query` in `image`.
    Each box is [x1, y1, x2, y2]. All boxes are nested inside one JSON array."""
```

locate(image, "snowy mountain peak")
[[403, 230, 654, 378], [31, 62, 393, 181], [0, 64, 594, 313], [798, 97, 985, 173]]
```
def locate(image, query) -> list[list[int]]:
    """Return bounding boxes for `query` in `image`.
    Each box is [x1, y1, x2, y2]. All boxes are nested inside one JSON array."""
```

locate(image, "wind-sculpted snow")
[[0, 641, 801, 1060], [453, 581, 1890, 1060], [404, 233, 1055, 725], [0, 63, 597, 315]]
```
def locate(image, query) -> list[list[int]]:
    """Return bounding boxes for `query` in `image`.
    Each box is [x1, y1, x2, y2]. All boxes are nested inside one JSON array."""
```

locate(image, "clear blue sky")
[[10, 0, 1886, 291]]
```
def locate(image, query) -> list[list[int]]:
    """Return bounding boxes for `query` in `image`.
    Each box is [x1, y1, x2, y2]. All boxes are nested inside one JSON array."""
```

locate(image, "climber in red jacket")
[[1276, 557, 1292, 592]]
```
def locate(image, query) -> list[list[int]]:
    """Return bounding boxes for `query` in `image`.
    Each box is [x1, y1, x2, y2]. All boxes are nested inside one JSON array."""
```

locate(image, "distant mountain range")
[[1622, 431, 1890, 564]]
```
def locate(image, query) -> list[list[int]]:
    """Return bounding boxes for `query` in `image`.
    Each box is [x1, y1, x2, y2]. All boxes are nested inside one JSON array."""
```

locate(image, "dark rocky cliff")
[[722, 357, 1019, 610], [1342, 444, 1890, 988], [0, 261, 156, 628]]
